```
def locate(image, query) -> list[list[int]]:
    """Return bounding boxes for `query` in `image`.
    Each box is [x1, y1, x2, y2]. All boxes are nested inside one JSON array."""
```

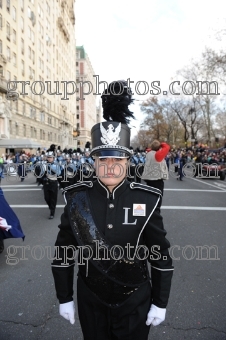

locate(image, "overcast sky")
[[75, 0, 226, 136]]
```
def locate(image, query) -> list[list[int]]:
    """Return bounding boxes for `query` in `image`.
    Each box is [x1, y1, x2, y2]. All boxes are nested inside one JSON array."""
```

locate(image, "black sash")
[[66, 188, 149, 287]]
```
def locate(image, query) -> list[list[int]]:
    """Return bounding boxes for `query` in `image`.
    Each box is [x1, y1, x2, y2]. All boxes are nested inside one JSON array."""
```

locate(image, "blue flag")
[[0, 188, 25, 240]]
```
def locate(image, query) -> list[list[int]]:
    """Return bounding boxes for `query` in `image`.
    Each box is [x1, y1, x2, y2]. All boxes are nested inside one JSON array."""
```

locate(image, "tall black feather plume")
[[101, 80, 135, 125], [46, 144, 56, 152]]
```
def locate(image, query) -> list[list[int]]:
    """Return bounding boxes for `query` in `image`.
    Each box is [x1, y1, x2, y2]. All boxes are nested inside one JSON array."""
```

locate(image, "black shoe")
[[0, 239, 4, 253], [49, 210, 55, 219]]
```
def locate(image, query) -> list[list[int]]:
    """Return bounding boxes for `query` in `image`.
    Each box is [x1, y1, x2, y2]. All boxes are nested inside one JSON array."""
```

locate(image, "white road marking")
[[8, 205, 226, 211], [213, 182, 226, 188], [0, 184, 40, 187], [10, 205, 65, 208], [188, 177, 226, 191], [4, 188, 224, 193], [1, 184, 224, 193], [3, 189, 42, 191], [165, 189, 225, 192], [162, 206, 226, 210]]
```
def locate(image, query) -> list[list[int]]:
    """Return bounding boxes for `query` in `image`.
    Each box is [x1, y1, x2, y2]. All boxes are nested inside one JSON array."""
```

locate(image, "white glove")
[[146, 304, 166, 326], [59, 301, 75, 324]]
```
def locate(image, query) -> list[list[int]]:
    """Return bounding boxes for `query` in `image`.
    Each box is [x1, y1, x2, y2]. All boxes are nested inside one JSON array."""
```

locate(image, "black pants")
[[43, 180, 58, 214], [145, 179, 164, 209], [77, 274, 151, 340]]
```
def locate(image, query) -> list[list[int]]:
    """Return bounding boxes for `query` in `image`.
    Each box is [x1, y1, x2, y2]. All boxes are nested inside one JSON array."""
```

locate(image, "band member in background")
[[41, 151, 61, 219], [51, 81, 174, 340]]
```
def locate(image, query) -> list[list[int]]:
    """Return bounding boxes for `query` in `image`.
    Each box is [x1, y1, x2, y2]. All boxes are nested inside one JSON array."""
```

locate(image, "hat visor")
[[90, 149, 130, 158]]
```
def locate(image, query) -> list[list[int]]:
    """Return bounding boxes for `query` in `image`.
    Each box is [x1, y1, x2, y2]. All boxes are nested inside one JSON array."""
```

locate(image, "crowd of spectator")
[[1, 143, 226, 183]]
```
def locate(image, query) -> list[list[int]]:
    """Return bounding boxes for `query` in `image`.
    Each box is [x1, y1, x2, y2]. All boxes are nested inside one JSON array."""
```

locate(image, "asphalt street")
[[0, 172, 226, 340]]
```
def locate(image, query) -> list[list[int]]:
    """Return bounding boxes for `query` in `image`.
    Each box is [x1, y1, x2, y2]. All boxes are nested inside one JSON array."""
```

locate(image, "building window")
[[12, 6, 16, 21], [6, 0, 10, 13], [48, 115, 52, 125], [0, 0, 2, 8], [7, 46, 10, 61], [38, 5, 43, 19], [23, 102, 26, 115], [6, 22, 10, 40], [47, 51, 50, 62], [21, 38, 24, 54], [40, 111, 45, 122], [21, 60, 25, 76], [6, 71, 11, 80], [48, 132, 52, 142], [46, 2, 50, 15], [31, 31, 34, 44], [15, 122, 19, 135], [23, 124, 26, 136], [0, 14, 2, 30], [29, 47, 31, 59], [0, 40, 2, 54], [47, 67, 51, 79], [21, 17, 24, 31], [28, 27, 31, 39], [15, 99, 18, 112], [13, 52, 16, 67], [30, 106, 36, 118], [46, 20, 50, 31], [12, 29, 16, 43], [28, 7, 31, 18], [9, 120, 12, 134], [21, 0, 24, 11], [32, 50, 35, 64]]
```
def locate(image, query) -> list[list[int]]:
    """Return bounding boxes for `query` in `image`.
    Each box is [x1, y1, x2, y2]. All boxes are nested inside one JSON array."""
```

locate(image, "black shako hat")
[[90, 80, 135, 158]]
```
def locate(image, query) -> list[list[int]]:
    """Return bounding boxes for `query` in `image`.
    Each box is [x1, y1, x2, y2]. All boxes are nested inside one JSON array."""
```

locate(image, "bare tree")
[[177, 59, 219, 145]]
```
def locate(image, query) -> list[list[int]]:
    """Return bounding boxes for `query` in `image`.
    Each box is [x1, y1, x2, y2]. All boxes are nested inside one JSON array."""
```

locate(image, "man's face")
[[95, 157, 128, 189], [47, 157, 54, 163]]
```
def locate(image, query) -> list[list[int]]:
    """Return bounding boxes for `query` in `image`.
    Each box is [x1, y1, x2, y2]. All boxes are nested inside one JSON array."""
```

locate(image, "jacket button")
[[109, 203, 114, 208], [107, 224, 113, 229]]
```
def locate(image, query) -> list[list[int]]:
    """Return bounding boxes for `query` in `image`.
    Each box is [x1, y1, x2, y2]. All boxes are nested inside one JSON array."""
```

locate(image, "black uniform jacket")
[[51, 179, 174, 308]]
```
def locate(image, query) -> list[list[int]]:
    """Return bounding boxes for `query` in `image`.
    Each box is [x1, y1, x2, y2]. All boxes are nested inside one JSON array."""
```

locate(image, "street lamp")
[[188, 107, 195, 146]]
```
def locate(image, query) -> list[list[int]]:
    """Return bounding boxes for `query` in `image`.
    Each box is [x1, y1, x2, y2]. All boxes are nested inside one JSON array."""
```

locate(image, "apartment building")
[[76, 46, 99, 150], [0, 0, 77, 155]]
